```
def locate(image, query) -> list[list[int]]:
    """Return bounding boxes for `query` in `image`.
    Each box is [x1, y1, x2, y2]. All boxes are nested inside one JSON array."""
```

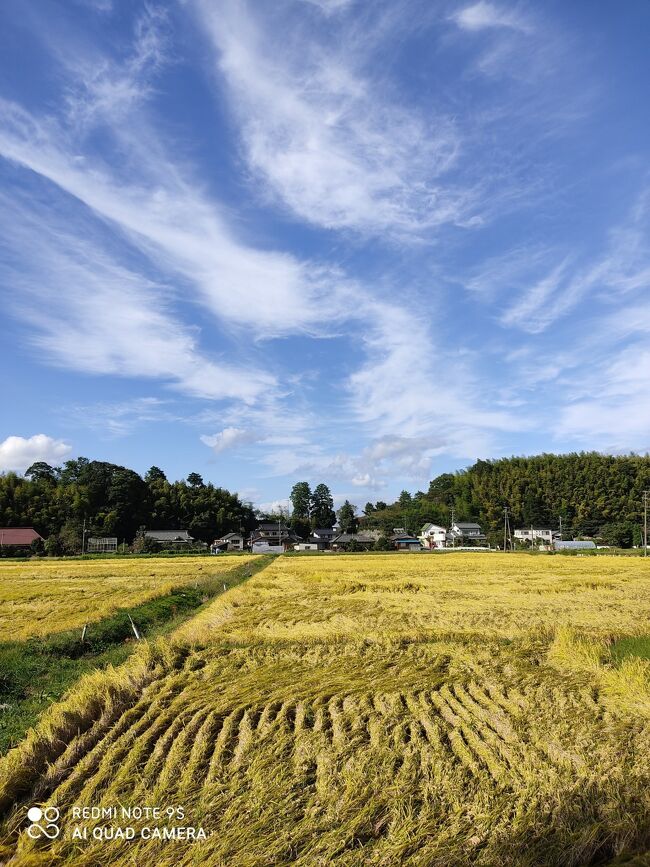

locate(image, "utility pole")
[[81, 517, 87, 555], [503, 506, 509, 552], [644, 491, 649, 557], [559, 515, 563, 542], [450, 507, 456, 548]]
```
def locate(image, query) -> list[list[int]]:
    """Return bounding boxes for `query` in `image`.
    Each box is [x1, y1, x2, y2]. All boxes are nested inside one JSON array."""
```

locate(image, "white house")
[[448, 522, 487, 544], [514, 528, 556, 545], [419, 523, 447, 549], [212, 531, 246, 552]]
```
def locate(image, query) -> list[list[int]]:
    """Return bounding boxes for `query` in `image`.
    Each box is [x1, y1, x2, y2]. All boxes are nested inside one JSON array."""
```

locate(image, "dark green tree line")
[[0, 459, 256, 552], [360, 453, 650, 546]]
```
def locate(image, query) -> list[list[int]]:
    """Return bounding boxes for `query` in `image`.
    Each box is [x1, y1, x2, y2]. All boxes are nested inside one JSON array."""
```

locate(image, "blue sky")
[[1, 0, 650, 512]]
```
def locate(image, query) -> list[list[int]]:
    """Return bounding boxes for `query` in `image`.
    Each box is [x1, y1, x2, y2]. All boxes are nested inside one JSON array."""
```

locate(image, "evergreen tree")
[[290, 482, 312, 520], [398, 490, 412, 507], [144, 466, 167, 484], [310, 483, 336, 528], [337, 500, 358, 533], [24, 462, 58, 484]]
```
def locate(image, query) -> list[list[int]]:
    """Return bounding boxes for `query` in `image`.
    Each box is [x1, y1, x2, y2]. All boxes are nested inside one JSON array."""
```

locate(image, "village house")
[[250, 521, 300, 552], [310, 527, 336, 549], [448, 522, 487, 545], [211, 531, 246, 552], [251, 521, 292, 542], [144, 529, 195, 547], [419, 523, 447, 549], [330, 533, 375, 551], [390, 532, 422, 551], [0, 527, 44, 550], [514, 528, 556, 545]]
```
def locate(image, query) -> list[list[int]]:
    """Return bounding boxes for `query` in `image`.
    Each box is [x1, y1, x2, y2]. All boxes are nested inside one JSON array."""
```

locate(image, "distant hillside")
[[361, 452, 650, 545]]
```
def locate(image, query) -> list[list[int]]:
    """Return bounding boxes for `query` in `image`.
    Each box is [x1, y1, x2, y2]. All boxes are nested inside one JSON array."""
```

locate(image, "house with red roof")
[[0, 527, 44, 549]]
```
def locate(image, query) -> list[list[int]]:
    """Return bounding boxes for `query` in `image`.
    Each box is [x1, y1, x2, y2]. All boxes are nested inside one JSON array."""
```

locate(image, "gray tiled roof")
[[145, 530, 193, 541], [332, 533, 375, 543]]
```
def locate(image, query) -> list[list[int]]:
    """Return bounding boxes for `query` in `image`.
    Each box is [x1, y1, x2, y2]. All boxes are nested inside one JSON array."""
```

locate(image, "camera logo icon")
[[27, 806, 60, 839]]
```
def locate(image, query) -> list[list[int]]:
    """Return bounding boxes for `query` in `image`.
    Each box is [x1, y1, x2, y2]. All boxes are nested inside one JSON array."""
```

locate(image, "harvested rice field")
[[0, 555, 255, 640], [1, 553, 650, 866]]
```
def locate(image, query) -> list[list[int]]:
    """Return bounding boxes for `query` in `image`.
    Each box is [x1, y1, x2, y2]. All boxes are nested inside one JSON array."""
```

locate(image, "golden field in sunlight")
[[0, 555, 256, 640], [180, 551, 650, 643], [2, 552, 650, 866]]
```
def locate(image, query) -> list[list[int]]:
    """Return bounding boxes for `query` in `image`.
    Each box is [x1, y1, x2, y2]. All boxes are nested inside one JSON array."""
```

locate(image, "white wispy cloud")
[[0, 6, 350, 343], [0, 434, 72, 472], [347, 303, 522, 450], [498, 210, 650, 334], [200, 427, 261, 454], [301, 0, 353, 13], [72, 0, 114, 12], [3, 0, 635, 501], [556, 344, 650, 450], [62, 4, 168, 128], [452, 2, 531, 34], [195, 0, 476, 237], [501, 259, 570, 332], [0, 194, 274, 402], [350, 473, 381, 489], [0, 100, 348, 340], [63, 398, 176, 436]]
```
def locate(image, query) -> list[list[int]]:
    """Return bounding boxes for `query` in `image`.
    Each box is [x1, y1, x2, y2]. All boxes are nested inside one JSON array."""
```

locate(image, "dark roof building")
[[0, 527, 43, 547], [256, 522, 291, 533], [390, 533, 422, 549], [450, 521, 487, 542], [144, 530, 194, 544], [331, 533, 375, 549]]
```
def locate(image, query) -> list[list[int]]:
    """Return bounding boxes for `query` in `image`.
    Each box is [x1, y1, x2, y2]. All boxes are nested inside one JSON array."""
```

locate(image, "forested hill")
[[362, 453, 650, 544], [0, 459, 256, 551]]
